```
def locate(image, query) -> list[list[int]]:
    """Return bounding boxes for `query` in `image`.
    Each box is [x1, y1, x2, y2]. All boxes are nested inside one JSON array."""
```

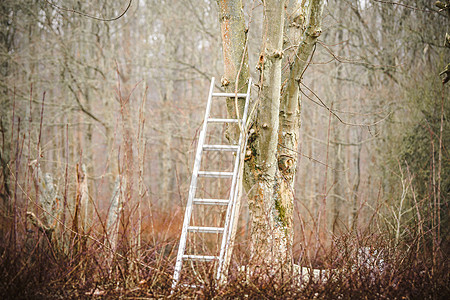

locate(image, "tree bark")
[[217, 0, 325, 270], [217, 0, 250, 143], [244, 0, 287, 268], [328, 5, 346, 235]]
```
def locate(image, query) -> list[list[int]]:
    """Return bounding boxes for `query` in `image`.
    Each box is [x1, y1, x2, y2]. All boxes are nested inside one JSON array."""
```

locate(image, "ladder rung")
[[198, 171, 233, 178], [208, 118, 239, 123], [188, 226, 224, 233], [193, 198, 229, 205], [212, 92, 247, 98], [179, 283, 204, 289], [203, 144, 239, 151], [183, 255, 218, 261]]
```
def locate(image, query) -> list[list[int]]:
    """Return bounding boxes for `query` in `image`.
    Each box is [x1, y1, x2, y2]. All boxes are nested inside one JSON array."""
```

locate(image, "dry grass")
[[0, 89, 448, 299], [0, 221, 448, 299]]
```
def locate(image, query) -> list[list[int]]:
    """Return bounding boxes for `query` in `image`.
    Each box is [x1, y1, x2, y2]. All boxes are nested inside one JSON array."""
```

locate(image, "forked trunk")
[[218, 0, 325, 271]]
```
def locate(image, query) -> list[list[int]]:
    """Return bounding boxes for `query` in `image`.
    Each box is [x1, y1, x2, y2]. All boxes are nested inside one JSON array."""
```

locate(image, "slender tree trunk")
[[275, 0, 325, 265], [329, 141, 344, 233], [350, 130, 362, 231], [328, 9, 346, 234], [217, 0, 250, 144], [0, 2, 15, 224], [158, 78, 174, 209]]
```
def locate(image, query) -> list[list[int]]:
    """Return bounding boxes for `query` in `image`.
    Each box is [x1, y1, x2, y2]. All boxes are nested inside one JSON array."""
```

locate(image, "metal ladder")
[[172, 77, 252, 289]]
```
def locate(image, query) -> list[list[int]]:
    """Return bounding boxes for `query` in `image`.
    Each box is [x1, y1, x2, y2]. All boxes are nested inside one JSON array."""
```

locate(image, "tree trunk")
[[158, 78, 175, 210], [245, 0, 287, 268], [0, 2, 15, 224], [218, 0, 325, 270], [328, 7, 346, 234], [217, 0, 250, 143]]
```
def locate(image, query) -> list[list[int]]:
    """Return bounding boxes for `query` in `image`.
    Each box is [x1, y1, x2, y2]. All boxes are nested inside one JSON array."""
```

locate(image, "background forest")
[[0, 0, 448, 298]]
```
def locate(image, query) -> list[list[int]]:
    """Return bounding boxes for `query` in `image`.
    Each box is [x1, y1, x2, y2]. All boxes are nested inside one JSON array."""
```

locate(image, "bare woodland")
[[0, 0, 449, 298]]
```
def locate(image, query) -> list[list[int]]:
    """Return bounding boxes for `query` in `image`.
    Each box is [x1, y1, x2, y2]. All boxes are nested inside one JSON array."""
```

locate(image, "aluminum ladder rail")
[[172, 77, 252, 289]]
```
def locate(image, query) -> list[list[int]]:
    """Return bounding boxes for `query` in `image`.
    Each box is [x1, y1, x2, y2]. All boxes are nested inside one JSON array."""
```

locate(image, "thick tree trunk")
[[244, 0, 287, 268], [218, 0, 325, 270]]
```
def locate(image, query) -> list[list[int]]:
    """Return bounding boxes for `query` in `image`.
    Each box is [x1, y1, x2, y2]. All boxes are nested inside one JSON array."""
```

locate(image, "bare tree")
[[217, 0, 325, 268]]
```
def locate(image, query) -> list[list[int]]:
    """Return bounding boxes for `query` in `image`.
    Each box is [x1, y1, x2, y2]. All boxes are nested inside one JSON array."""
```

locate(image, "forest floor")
[[1, 233, 448, 299]]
